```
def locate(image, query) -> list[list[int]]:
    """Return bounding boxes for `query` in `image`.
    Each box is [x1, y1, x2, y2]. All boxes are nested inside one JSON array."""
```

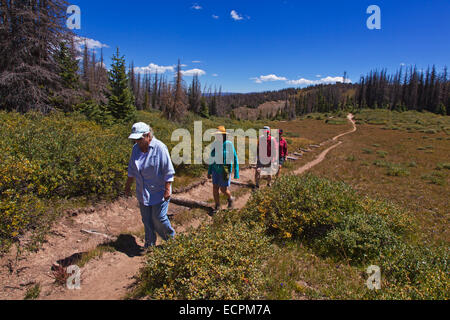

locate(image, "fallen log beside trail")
[[299, 148, 312, 153], [287, 156, 300, 161], [293, 152, 303, 157], [231, 181, 256, 188]]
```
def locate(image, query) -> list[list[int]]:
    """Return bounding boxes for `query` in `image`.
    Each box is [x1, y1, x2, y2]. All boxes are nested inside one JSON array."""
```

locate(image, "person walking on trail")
[[124, 122, 176, 249], [255, 126, 278, 189], [208, 126, 239, 213], [276, 129, 288, 179]]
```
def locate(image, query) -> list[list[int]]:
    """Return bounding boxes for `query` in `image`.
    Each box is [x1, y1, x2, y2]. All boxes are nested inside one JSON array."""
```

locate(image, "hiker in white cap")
[[125, 122, 176, 248]]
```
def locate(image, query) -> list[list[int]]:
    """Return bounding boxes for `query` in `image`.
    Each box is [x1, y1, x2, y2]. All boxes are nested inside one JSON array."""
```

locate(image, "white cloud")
[[74, 36, 109, 52], [212, 14, 219, 19], [251, 74, 288, 83], [96, 62, 107, 69], [212, 73, 219, 77], [321, 76, 352, 84], [191, 4, 202, 10], [181, 68, 206, 76], [231, 10, 244, 21], [134, 63, 175, 74], [286, 78, 316, 86], [250, 73, 352, 86], [192, 60, 202, 64], [287, 76, 352, 86]]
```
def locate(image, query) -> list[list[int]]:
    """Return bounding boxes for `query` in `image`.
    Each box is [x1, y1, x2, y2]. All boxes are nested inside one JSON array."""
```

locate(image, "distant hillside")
[[233, 100, 287, 121], [228, 83, 357, 120]]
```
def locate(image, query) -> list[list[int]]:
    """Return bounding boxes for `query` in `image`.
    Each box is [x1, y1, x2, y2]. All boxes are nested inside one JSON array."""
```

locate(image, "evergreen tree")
[[52, 40, 81, 111], [200, 96, 209, 118], [56, 42, 80, 90], [106, 48, 136, 122], [437, 103, 446, 116]]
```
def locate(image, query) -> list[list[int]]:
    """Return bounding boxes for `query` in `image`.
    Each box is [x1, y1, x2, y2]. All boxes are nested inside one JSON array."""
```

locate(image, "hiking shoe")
[[212, 204, 220, 214], [228, 197, 236, 209]]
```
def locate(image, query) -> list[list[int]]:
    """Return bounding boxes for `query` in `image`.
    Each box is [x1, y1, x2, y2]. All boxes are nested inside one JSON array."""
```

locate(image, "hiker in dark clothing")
[[277, 129, 288, 179]]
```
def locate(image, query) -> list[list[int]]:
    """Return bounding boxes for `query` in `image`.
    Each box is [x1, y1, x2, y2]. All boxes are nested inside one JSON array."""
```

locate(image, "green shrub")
[[408, 161, 417, 168], [313, 193, 412, 265], [375, 243, 449, 300], [367, 120, 387, 125], [0, 154, 55, 254], [373, 160, 392, 168], [242, 174, 411, 256], [74, 100, 113, 126], [421, 174, 446, 186], [131, 212, 272, 300], [436, 163, 450, 170], [0, 111, 130, 253], [377, 150, 389, 158], [0, 111, 130, 200], [242, 175, 365, 241], [315, 115, 325, 120], [314, 212, 400, 264], [284, 132, 300, 138], [24, 284, 41, 300], [0, 192, 51, 255], [325, 119, 347, 125], [386, 166, 410, 177]]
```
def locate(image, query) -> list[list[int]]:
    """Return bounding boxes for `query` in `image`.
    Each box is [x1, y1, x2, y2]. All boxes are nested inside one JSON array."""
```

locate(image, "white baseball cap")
[[128, 122, 150, 140]]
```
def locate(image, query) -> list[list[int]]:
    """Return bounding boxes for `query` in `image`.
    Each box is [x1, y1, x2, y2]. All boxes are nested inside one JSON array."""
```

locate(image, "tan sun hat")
[[213, 126, 229, 135]]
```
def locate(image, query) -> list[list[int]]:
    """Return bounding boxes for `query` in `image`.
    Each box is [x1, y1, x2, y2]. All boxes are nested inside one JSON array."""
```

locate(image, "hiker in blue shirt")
[[125, 122, 176, 249], [208, 126, 239, 213]]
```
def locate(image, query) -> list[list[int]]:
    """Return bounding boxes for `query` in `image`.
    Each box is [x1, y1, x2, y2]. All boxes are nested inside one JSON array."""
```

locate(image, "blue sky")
[[72, 0, 450, 93]]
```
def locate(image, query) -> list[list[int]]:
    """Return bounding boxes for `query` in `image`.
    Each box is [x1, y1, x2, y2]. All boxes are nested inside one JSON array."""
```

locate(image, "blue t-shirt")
[[127, 138, 175, 206]]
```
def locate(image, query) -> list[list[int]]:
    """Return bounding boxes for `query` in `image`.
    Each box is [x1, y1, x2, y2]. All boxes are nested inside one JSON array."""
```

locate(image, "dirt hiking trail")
[[0, 114, 356, 300]]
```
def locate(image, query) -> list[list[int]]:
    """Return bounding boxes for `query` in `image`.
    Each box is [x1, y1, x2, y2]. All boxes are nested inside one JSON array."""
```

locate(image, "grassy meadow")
[[1, 108, 448, 300]]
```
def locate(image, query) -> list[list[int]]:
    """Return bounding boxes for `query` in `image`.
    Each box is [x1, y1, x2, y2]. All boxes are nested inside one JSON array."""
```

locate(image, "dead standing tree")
[[0, 0, 70, 112], [164, 59, 187, 121]]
